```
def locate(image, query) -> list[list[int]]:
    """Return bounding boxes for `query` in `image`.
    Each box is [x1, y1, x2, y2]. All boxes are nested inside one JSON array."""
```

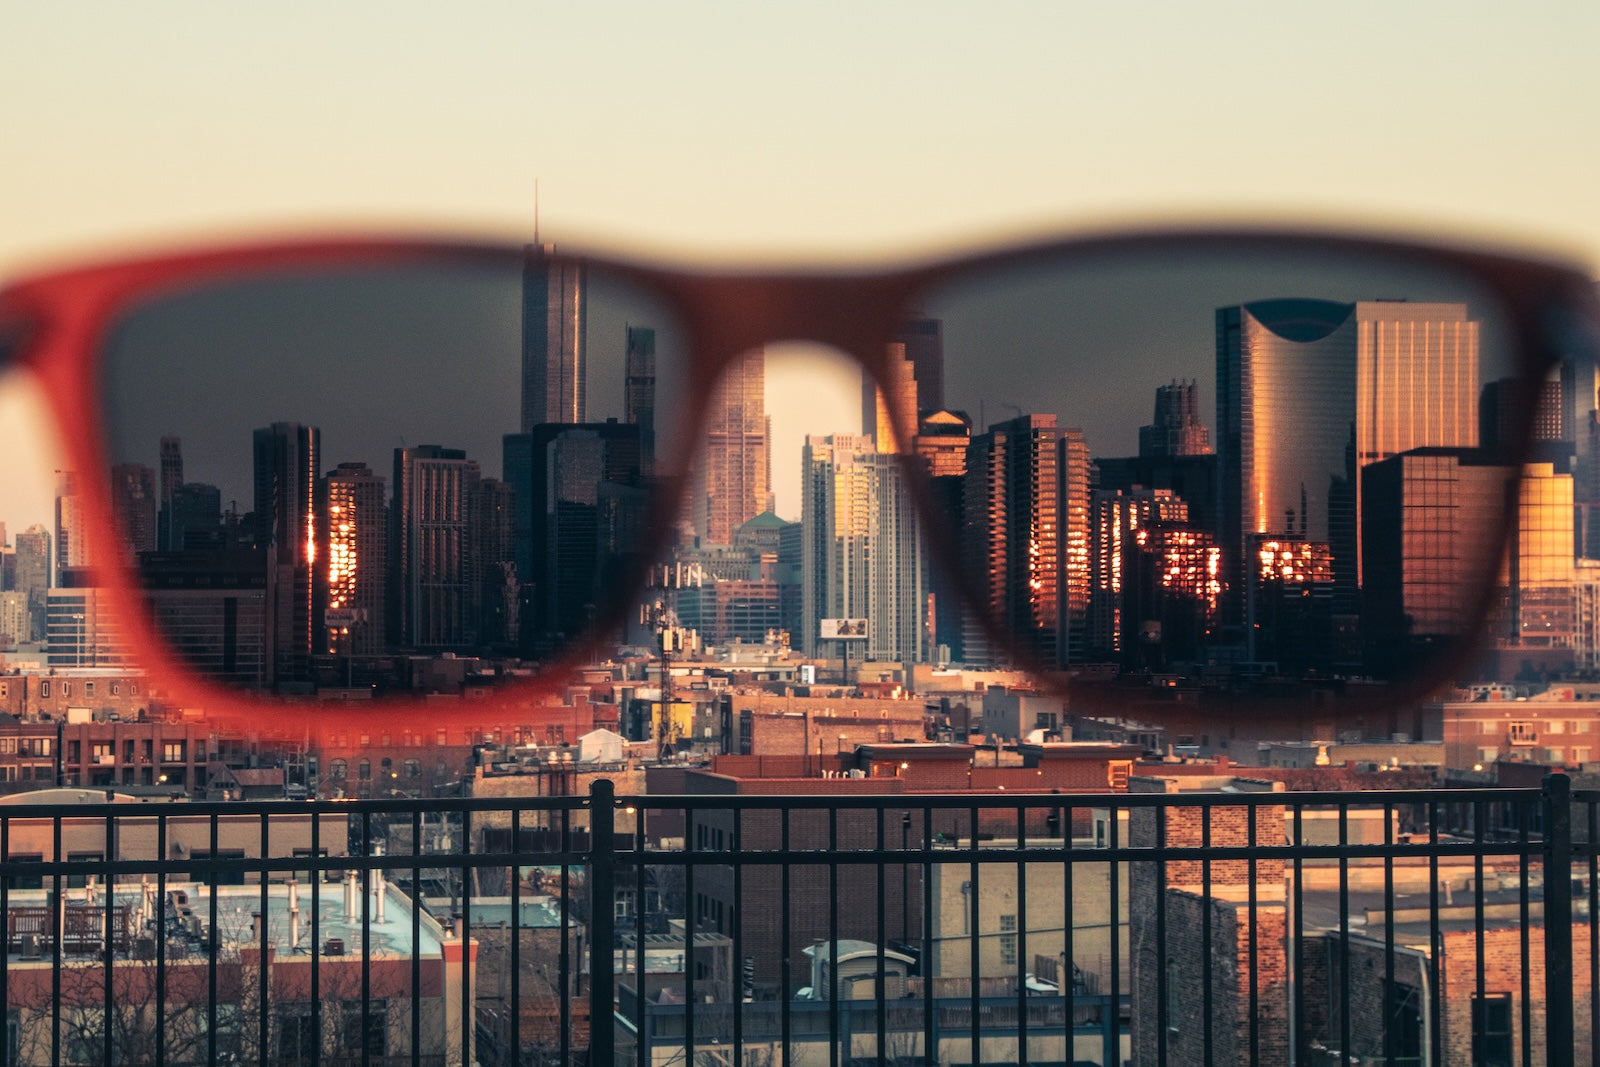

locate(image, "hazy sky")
[[4, 2, 1599, 535]]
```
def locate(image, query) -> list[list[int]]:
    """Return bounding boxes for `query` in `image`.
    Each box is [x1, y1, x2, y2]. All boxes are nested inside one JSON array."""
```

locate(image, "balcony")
[[0, 778, 1594, 1066]]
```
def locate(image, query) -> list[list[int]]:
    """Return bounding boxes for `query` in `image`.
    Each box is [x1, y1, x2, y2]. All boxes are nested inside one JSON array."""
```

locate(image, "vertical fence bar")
[[510, 805, 521, 1064], [157, 813, 168, 1067], [1201, 801, 1213, 1067], [1428, 798, 1442, 1067], [259, 811, 271, 1067], [101, 809, 114, 1067], [1520, 797, 1533, 1067], [1247, 798, 1259, 1067], [461, 806, 474, 1067], [0, 816, 7, 1067], [1588, 796, 1599, 1067], [1338, 802, 1350, 1063], [410, 807, 422, 1067], [1544, 774, 1574, 1067], [1015, 801, 1028, 1065], [589, 779, 616, 1067]]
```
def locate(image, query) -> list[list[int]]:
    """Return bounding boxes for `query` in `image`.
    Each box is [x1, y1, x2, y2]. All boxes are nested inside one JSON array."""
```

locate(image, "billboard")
[[820, 618, 868, 640]]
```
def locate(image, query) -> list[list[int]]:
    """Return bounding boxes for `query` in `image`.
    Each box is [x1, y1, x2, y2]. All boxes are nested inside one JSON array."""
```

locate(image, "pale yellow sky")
[[4, 1, 1599, 534]]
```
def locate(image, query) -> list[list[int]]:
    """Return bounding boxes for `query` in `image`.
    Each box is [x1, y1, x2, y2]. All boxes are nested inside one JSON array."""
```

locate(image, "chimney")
[[290, 903, 300, 952], [373, 867, 386, 923], [344, 870, 359, 920]]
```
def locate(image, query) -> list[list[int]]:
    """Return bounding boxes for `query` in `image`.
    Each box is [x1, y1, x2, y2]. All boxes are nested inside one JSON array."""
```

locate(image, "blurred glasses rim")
[[2, 222, 1597, 732]]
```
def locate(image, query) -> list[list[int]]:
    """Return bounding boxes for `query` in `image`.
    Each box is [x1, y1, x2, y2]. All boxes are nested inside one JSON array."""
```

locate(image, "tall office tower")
[[110, 463, 158, 558], [800, 434, 928, 661], [1088, 487, 1191, 657], [503, 424, 645, 652], [694, 348, 769, 545], [861, 344, 919, 454], [474, 477, 518, 646], [521, 243, 587, 430], [14, 525, 51, 642], [960, 415, 1087, 669], [1138, 380, 1212, 458], [46, 586, 131, 668], [0, 592, 28, 647], [55, 471, 90, 572], [253, 422, 322, 681], [140, 550, 270, 687], [1355, 301, 1480, 465], [169, 482, 223, 550], [894, 316, 945, 414], [625, 326, 658, 475], [159, 435, 183, 549], [1480, 375, 1568, 467], [1217, 299, 1478, 634], [1363, 450, 1567, 675], [322, 462, 387, 657], [391, 445, 482, 650]]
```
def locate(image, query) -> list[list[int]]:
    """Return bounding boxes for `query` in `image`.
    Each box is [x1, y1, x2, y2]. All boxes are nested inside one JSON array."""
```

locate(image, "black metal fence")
[[1, 776, 1595, 1066]]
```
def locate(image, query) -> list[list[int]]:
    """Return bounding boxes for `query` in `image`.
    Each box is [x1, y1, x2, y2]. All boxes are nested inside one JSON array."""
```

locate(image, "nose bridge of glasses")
[[682, 272, 911, 375]]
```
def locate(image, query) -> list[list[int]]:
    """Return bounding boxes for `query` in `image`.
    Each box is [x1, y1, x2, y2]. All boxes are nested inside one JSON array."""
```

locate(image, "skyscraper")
[[625, 326, 658, 475], [391, 445, 481, 650], [800, 433, 928, 662], [1216, 298, 1479, 632], [13, 525, 50, 642], [1138, 380, 1212, 458], [55, 471, 89, 572], [323, 462, 387, 657], [253, 422, 322, 681], [862, 343, 919, 454], [521, 244, 586, 430], [694, 348, 770, 545], [894, 316, 945, 415], [110, 462, 158, 558], [159, 435, 183, 549], [503, 422, 645, 653], [961, 415, 1088, 669]]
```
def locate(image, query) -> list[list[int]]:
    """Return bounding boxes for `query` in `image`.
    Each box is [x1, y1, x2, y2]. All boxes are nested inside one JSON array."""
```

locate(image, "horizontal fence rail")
[[0, 777, 1593, 1066]]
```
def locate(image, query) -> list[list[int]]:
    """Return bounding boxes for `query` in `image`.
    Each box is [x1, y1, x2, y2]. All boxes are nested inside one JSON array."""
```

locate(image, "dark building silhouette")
[[110, 462, 158, 558], [170, 482, 223, 550], [252, 422, 322, 683], [139, 548, 271, 689], [159, 435, 183, 549], [504, 423, 645, 656], [895, 316, 944, 415], [625, 325, 657, 475], [1137, 379, 1211, 458]]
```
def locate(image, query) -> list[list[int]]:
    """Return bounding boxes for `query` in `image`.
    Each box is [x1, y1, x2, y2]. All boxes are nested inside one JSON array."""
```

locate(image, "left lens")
[[98, 248, 689, 693]]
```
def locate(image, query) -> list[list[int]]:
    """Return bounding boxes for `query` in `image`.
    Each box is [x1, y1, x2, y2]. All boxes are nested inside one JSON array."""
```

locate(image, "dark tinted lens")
[[100, 249, 688, 691], [892, 244, 1534, 713]]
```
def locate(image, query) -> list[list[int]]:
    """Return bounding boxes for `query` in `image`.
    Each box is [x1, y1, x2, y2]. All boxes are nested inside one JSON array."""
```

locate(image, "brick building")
[[1128, 774, 1290, 1066]]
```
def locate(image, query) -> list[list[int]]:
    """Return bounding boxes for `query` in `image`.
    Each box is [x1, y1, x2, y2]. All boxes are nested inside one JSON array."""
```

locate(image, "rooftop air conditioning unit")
[[20, 933, 42, 960]]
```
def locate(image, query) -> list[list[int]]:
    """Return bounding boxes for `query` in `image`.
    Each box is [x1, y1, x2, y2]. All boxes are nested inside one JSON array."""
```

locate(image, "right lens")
[[897, 241, 1534, 708]]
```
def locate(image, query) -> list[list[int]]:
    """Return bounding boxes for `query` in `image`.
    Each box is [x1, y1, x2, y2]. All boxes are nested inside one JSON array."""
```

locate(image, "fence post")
[[1543, 772, 1573, 1067], [590, 778, 617, 1066]]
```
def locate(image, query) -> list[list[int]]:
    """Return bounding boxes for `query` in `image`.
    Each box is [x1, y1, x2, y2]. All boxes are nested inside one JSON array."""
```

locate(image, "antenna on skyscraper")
[[534, 178, 540, 244]]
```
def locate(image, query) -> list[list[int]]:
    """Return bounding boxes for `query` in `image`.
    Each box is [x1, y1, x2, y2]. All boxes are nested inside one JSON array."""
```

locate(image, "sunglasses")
[[3, 226, 1597, 737]]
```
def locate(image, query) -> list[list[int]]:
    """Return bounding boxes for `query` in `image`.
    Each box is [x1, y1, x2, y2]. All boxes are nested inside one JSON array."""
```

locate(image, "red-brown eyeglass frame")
[[1, 225, 1595, 738]]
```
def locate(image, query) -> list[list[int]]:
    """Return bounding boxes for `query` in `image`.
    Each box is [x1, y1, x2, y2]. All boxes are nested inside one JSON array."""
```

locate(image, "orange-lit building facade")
[[322, 462, 386, 657]]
